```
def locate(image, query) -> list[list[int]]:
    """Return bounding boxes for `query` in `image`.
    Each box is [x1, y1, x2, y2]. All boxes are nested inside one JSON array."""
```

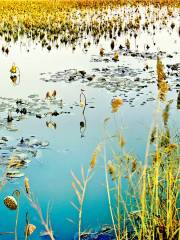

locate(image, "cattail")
[[24, 177, 30, 195], [150, 127, 156, 144], [119, 135, 125, 148], [90, 152, 97, 169], [132, 160, 137, 173], [107, 160, 116, 180], [90, 144, 102, 169]]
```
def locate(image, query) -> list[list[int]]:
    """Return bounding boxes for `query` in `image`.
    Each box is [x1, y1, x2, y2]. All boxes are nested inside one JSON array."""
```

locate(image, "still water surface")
[[0, 9, 179, 239]]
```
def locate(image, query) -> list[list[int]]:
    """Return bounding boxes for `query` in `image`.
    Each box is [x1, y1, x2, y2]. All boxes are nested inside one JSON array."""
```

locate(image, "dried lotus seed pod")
[[4, 196, 17, 210]]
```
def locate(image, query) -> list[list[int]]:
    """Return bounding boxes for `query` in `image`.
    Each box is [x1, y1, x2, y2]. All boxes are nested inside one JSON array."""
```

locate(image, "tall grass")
[[71, 57, 179, 239], [97, 57, 180, 240]]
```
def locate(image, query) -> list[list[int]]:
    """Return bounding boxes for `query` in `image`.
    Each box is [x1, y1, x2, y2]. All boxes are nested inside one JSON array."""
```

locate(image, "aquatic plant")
[[24, 177, 55, 240], [111, 97, 123, 112], [4, 190, 21, 240], [99, 47, 105, 56], [0, 0, 178, 50], [0, 1, 179, 239], [45, 90, 57, 100], [4, 195, 18, 210], [10, 63, 21, 86], [71, 144, 102, 240], [112, 51, 119, 61], [156, 56, 170, 101], [80, 89, 87, 114], [25, 212, 36, 239], [101, 108, 179, 239]]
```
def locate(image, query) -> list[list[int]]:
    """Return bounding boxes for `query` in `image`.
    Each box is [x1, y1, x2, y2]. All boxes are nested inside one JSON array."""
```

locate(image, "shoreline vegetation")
[[0, 0, 179, 239], [1, 57, 179, 239], [70, 58, 180, 240]]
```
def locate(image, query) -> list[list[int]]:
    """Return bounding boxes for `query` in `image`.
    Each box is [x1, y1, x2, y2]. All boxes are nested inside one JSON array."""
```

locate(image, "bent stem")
[[13, 190, 20, 240], [103, 142, 118, 239], [27, 193, 54, 240], [78, 168, 91, 240]]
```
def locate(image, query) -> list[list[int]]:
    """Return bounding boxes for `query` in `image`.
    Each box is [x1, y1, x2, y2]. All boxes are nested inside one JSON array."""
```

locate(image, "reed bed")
[[1, 65, 179, 239], [70, 57, 180, 239]]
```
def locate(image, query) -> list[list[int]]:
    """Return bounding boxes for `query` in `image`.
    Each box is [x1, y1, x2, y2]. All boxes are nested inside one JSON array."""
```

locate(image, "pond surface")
[[0, 6, 179, 240]]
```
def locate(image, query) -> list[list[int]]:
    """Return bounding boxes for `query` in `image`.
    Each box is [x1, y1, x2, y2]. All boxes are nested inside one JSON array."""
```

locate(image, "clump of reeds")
[[101, 79, 179, 240]]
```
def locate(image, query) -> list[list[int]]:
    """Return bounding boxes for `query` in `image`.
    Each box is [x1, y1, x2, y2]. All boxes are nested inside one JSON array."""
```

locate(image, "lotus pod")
[[99, 48, 104, 56], [4, 196, 17, 210], [112, 52, 119, 61]]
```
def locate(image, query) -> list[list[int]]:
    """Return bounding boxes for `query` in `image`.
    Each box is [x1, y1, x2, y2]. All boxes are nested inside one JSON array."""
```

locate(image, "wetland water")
[[0, 5, 179, 240]]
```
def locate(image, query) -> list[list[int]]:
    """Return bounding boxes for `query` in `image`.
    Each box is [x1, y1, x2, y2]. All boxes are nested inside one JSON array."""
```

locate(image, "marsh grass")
[[0, 93, 179, 239], [96, 57, 180, 240], [71, 144, 102, 239], [70, 86, 179, 239], [71, 56, 179, 239], [24, 178, 55, 240], [0, 1, 179, 238]]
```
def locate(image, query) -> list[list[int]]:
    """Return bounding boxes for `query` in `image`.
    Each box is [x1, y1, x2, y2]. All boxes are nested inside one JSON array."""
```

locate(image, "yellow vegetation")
[[111, 97, 123, 112], [156, 56, 170, 101]]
